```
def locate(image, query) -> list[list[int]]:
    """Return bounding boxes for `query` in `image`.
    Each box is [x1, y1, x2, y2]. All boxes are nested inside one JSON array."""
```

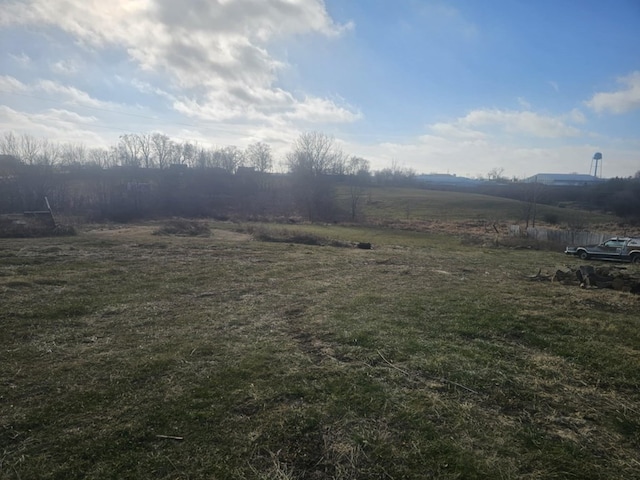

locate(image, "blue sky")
[[1, 0, 639, 178]]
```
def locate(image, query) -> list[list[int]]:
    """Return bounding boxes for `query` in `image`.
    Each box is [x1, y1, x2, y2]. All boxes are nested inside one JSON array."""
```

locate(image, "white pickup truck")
[[565, 237, 640, 264]]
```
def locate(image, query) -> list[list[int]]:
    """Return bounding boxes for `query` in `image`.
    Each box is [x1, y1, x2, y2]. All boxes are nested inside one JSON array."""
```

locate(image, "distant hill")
[[337, 185, 617, 227]]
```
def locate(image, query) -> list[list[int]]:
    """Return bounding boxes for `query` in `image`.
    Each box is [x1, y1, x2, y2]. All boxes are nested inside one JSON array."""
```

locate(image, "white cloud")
[[1, 0, 356, 126], [285, 96, 362, 124], [427, 122, 486, 141], [171, 86, 360, 127], [566, 108, 586, 124], [0, 75, 121, 110], [0, 75, 27, 92], [457, 108, 581, 138], [50, 59, 81, 76], [9, 52, 31, 67], [340, 108, 607, 178], [343, 133, 638, 180], [0, 105, 106, 146], [586, 71, 640, 114]]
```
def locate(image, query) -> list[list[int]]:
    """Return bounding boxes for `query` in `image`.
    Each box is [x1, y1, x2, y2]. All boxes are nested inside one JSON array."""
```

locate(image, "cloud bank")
[[1, 0, 358, 127], [586, 71, 640, 114]]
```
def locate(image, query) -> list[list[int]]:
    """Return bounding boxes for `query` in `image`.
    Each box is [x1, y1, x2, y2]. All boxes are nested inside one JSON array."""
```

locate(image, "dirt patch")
[[212, 229, 253, 242], [153, 219, 211, 237], [84, 224, 252, 243]]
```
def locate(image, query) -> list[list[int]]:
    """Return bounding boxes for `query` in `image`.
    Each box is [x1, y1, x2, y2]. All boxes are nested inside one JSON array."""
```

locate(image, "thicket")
[[0, 162, 293, 222], [0, 132, 418, 223], [473, 177, 640, 222]]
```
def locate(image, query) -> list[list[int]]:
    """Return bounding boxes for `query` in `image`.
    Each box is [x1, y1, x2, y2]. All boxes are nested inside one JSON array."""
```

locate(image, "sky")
[[1, 0, 639, 178]]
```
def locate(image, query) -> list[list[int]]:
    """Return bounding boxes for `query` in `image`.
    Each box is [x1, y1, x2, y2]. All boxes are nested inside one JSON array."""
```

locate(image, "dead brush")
[[240, 224, 350, 247], [152, 219, 211, 236]]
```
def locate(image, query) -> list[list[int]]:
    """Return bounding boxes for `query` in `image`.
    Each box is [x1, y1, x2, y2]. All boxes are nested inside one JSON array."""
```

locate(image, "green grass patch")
[[336, 185, 618, 227]]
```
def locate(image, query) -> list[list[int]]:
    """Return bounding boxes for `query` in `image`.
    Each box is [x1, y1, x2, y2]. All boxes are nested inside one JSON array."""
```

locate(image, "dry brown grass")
[[1, 220, 639, 479]]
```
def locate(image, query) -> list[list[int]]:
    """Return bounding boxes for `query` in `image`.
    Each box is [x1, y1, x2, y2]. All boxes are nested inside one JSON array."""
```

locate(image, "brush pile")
[[528, 265, 640, 294]]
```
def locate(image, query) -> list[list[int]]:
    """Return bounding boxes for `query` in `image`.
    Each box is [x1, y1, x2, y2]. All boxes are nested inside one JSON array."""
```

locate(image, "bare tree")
[[118, 134, 141, 167], [39, 139, 61, 166], [345, 156, 371, 221], [194, 147, 211, 169], [0, 132, 19, 156], [19, 134, 42, 165], [4, 134, 61, 166], [214, 146, 244, 173], [88, 148, 110, 168], [522, 177, 544, 229], [346, 156, 370, 177], [286, 131, 344, 177], [11, 135, 57, 210], [137, 133, 154, 168], [375, 159, 415, 186], [180, 141, 198, 167], [60, 143, 86, 166], [286, 132, 346, 220], [245, 141, 273, 173], [487, 167, 506, 182], [152, 133, 172, 169], [169, 141, 183, 165]]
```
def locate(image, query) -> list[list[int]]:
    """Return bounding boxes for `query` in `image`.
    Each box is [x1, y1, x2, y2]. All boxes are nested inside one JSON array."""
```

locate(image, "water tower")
[[590, 152, 602, 178]]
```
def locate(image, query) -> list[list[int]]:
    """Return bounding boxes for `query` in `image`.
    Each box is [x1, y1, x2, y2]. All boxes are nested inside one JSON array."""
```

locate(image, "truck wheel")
[[578, 250, 589, 260], [632, 254, 640, 265]]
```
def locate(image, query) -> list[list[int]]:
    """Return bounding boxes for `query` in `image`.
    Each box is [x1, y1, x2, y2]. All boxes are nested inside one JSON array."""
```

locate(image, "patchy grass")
[[237, 224, 351, 247], [152, 219, 211, 237], [337, 186, 618, 229], [0, 221, 639, 479]]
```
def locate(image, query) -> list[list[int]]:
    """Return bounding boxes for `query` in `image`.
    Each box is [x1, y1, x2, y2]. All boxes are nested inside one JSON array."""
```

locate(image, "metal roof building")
[[415, 174, 483, 186], [523, 173, 603, 186]]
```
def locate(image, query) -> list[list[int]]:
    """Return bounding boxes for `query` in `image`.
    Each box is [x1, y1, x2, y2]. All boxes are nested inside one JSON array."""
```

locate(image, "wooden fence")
[[508, 226, 612, 246]]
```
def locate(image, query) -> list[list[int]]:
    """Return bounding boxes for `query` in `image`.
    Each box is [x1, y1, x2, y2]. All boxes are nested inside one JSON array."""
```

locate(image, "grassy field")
[[336, 186, 618, 227], [1, 220, 639, 479]]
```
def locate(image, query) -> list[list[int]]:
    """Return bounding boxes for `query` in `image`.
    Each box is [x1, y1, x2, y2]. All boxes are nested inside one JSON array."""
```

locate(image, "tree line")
[[0, 131, 275, 173], [4, 130, 636, 225], [474, 174, 640, 222], [0, 131, 417, 223]]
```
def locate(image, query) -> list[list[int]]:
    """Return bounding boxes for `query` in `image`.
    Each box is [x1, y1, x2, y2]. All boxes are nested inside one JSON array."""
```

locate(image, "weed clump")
[[241, 224, 349, 247], [153, 219, 211, 237]]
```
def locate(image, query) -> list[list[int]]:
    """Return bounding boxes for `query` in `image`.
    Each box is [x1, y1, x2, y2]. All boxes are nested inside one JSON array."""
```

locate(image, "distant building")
[[523, 173, 603, 186], [415, 173, 483, 187]]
